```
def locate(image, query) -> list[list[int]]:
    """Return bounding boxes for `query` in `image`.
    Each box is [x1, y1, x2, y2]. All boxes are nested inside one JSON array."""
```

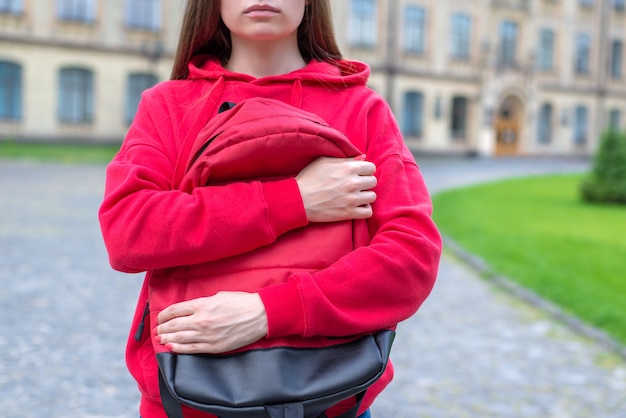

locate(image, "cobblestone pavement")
[[1, 157, 624, 418]]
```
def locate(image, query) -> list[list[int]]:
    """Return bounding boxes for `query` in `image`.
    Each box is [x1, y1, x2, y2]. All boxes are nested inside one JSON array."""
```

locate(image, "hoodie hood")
[[187, 55, 370, 87]]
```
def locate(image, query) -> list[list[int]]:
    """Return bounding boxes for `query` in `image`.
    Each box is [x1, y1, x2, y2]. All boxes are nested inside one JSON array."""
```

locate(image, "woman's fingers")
[[155, 292, 268, 354], [296, 156, 378, 222]]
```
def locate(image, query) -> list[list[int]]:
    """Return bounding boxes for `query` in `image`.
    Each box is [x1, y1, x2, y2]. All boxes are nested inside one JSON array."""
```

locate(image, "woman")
[[99, 1, 442, 417]]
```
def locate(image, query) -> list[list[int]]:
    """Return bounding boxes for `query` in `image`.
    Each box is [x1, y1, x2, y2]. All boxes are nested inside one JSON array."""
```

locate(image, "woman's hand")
[[296, 155, 377, 222], [155, 292, 268, 354]]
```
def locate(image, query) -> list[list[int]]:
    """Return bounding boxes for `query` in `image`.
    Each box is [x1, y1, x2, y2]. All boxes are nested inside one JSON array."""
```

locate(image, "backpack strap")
[[159, 370, 185, 418], [265, 402, 304, 418]]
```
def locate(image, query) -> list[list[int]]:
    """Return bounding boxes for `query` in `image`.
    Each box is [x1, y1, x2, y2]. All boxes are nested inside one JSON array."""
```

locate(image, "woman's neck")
[[226, 36, 306, 78]]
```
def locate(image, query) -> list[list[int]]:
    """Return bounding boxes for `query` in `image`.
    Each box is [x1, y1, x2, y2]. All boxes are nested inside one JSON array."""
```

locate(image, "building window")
[[575, 34, 591, 75], [57, 0, 96, 22], [538, 29, 555, 71], [348, 0, 377, 48], [126, 0, 161, 31], [451, 96, 468, 140], [611, 40, 623, 79], [615, 0, 626, 12], [573, 106, 588, 145], [0, 61, 22, 121], [126, 73, 158, 124], [402, 91, 424, 138], [499, 20, 518, 66], [609, 109, 621, 131], [58, 68, 94, 123], [0, 0, 22, 14], [537, 103, 553, 144], [450, 13, 471, 60], [404, 6, 426, 55]]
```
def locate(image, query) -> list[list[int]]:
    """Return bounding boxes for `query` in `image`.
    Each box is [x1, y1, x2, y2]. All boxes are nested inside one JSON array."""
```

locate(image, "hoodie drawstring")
[[290, 79, 303, 108]]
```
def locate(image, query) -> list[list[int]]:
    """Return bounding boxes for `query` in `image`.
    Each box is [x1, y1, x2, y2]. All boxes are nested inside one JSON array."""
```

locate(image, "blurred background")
[[1, 1, 626, 417], [1, 0, 625, 156]]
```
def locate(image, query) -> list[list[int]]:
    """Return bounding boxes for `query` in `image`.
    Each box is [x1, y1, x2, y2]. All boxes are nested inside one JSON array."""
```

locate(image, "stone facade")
[[0, 0, 182, 143], [1, 0, 625, 156], [332, 0, 626, 156]]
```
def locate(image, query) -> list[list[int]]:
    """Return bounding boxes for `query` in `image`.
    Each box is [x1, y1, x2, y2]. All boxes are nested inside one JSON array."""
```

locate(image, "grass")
[[0, 140, 120, 164], [432, 174, 626, 345]]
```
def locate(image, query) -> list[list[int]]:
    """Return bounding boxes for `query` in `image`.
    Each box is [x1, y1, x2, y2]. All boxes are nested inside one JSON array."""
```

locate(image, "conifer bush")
[[580, 129, 626, 204]]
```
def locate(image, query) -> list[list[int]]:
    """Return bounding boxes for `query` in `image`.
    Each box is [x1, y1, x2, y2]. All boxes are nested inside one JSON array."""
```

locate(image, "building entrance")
[[494, 96, 523, 156]]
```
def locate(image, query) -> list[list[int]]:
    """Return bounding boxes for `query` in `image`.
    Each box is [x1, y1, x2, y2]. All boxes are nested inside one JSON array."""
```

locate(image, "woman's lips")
[[244, 4, 280, 16]]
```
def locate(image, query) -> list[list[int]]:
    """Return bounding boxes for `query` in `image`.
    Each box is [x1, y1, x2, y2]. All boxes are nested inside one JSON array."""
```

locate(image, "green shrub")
[[580, 129, 626, 204]]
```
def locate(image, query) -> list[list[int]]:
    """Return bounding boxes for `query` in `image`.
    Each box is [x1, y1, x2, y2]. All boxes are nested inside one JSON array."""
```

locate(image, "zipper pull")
[[134, 300, 150, 341]]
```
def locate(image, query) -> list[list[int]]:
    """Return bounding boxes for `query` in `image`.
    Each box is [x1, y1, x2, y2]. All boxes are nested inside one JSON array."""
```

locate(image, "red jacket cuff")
[[259, 279, 306, 338], [262, 178, 308, 239]]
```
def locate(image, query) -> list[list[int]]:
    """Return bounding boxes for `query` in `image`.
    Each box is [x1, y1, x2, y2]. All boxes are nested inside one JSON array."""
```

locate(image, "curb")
[[442, 234, 626, 361]]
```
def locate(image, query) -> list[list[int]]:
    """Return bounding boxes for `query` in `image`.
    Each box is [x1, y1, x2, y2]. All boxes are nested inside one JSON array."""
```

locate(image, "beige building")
[[1, 0, 625, 156], [0, 0, 183, 143]]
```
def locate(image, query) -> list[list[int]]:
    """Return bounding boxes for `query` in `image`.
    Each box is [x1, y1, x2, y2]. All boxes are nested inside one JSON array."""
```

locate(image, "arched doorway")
[[494, 96, 524, 156]]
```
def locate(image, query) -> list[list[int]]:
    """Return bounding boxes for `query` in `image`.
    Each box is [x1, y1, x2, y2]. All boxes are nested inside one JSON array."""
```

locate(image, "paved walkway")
[[0, 157, 624, 417]]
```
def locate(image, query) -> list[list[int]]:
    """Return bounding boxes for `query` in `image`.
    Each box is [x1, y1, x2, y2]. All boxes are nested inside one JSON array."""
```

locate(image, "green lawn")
[[0, 141, 120, 164], [432, 174, 626, 345]]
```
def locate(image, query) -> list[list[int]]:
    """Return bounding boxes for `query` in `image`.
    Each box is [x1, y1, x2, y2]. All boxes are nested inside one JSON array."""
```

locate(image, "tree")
[[580, 129, 626, 204]]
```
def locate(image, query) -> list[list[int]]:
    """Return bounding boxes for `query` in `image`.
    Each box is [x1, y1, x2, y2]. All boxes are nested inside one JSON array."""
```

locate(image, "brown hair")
[[170, 0, 342, 80]]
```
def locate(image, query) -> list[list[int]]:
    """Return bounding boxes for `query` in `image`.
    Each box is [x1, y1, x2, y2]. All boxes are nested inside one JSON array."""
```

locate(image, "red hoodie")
[[99, 56, 442, 418]]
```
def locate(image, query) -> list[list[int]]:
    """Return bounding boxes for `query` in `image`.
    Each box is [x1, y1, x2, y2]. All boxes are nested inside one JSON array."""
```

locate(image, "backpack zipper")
[[187, 132, 221, 169]]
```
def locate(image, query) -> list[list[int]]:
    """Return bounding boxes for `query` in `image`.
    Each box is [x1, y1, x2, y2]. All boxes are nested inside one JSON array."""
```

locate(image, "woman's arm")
[[99, 90, 308, 273], [259, 99, 443, 338], [99, 89, 381, 274], [260, 155, 442, 337]]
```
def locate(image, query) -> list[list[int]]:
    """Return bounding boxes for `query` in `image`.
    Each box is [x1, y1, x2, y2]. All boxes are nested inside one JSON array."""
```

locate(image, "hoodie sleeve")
[[98, 87, 308, 273], [259, 97, 442, 337]]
